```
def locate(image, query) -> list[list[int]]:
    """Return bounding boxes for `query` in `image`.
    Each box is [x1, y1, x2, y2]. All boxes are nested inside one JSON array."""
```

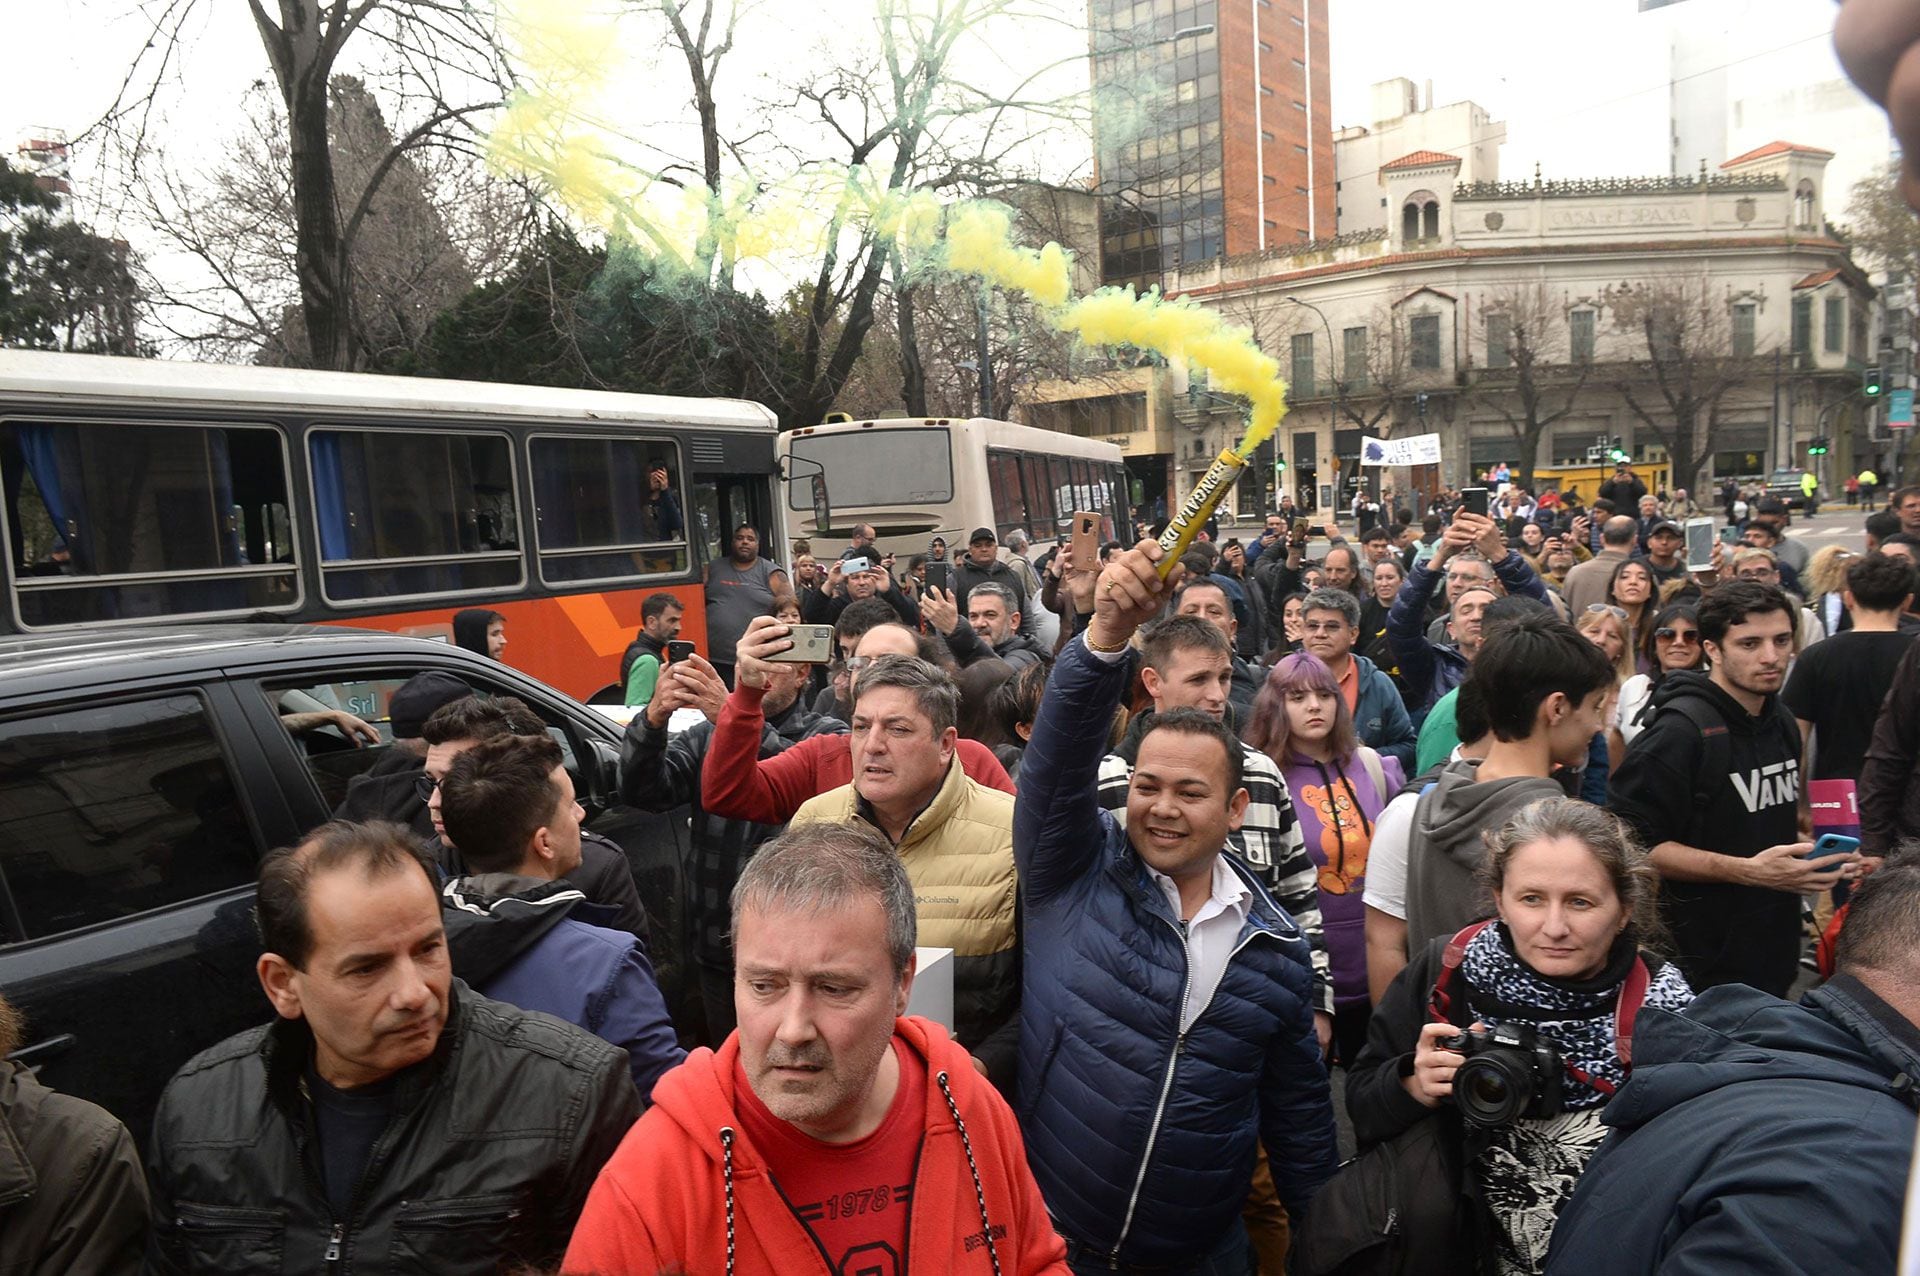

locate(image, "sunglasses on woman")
[[1654, 627, 1700, 643], [1585, 604, 1627, 620]]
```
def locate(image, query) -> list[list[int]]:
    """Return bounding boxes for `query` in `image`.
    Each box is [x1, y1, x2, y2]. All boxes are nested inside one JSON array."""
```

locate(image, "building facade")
[[1024, 138, 1879, 523], [1090, 0, 1334, 293]]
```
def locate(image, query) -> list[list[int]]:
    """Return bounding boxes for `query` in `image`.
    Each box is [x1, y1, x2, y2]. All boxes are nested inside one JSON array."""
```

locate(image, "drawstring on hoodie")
[[938, 1070, 1004, 1276], [720, 1126, 737, 1276], [716, 1079, 1001, 1276]]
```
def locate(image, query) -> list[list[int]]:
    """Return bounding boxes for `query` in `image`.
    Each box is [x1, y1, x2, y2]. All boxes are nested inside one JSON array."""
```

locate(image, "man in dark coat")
[[1547, 853, 1920, 1275], [0, 992, 147, 1275]]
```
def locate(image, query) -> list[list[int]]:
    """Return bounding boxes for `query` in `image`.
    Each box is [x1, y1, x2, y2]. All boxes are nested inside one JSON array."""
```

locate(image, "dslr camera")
[[1441, 1023, 1564, 1127]]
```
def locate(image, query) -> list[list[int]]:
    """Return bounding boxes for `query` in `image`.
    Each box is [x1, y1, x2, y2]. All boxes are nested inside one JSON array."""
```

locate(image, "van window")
[[1, 420, 298, 626], [0, 696, 257, 942]]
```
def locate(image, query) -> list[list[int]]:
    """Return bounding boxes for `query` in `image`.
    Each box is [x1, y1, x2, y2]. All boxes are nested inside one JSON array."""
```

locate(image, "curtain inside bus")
[[309, 432, 350, 561], [10, 424, 90, 572]]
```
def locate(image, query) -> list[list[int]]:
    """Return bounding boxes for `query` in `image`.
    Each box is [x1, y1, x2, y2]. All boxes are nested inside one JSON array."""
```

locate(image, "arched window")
[[1794, 180, 1816, 229], [1402, 190, 1439, 244]]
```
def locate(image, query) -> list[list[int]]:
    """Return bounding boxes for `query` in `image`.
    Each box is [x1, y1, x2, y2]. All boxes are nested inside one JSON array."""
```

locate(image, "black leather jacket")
[[142, 985, 639, 1275]]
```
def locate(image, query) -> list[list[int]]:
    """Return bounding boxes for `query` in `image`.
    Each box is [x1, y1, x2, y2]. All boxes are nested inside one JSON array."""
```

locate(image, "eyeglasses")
[[1586, 604, 1627, 620], [1654, 627, 1700, 643], [1735, 568, 1778, 580], [846, 655, 877, 672], [412, 774, 441, 803]]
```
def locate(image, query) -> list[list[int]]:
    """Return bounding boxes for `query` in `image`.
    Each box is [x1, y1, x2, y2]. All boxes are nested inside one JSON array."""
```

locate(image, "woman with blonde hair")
[[1804, 543, 1857, 635]]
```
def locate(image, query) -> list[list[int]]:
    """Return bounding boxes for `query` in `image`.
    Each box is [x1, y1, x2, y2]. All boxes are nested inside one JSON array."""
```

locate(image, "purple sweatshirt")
[[1278, 749, 1404, 1007]]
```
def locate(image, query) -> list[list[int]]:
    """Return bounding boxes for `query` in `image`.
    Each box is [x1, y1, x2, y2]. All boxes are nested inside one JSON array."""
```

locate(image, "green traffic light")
[[1864, 366, 1885, 398]]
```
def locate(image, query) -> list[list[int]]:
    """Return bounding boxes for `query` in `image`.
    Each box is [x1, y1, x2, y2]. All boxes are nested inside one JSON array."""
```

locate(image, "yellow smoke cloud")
[[1058, 289, 1287, 457], [943, 203, 1072, 309], [488, 0, 1288, 456]]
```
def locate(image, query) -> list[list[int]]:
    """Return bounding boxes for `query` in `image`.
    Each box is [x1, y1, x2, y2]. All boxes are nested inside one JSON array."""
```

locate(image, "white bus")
[[781, 416, 1130, 559]]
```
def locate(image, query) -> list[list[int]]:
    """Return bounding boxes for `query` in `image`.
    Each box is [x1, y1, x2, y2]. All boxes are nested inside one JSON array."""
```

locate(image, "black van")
[[0, 624, 685, 1143]]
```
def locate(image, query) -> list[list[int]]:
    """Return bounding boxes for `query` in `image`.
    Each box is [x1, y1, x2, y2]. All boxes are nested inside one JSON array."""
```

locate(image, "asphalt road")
[[1786, 504, 1872, 556]]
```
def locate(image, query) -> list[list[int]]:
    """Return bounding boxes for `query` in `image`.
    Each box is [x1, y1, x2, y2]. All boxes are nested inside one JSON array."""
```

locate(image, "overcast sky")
[[0, 0, 1878, 244]]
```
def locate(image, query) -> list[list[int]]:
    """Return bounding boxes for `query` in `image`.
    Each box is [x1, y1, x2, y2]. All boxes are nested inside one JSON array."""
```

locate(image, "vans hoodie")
[[1607, 670, 1803, 995], [1404, 759, 1562, 950], [561, 1015, 1068, 1276]]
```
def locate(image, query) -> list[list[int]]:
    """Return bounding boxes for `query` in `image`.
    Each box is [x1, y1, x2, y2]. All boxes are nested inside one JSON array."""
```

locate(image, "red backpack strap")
[[1427, 920, 1495, 1025], [1613, 956, 1652, 1067]]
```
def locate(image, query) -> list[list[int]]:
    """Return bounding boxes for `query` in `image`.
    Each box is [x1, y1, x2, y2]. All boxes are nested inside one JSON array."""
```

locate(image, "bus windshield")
[[788, 428, 953, 510]]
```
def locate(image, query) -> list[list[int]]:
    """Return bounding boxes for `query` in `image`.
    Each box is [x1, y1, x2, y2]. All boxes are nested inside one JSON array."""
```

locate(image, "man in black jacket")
[[621, 617, 845, 1043], [952, 528, 1034, 637], [331, 670, 471, 826], [144, 821, 637, 1275], [1609, 583, 1862, 995]]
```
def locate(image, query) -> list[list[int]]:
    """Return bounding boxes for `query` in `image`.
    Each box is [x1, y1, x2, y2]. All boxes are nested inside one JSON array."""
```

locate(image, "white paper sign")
[[1359, 432, 1443, 467]]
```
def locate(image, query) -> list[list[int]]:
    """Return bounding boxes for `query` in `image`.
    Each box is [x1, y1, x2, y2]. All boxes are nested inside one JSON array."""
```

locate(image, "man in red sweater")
[[563, 821, 1066, 1276], [703, 616, 1012, 823]]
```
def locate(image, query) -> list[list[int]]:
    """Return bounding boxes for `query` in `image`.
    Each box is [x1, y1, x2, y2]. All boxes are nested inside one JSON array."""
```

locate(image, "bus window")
[[786, 428, 954, 510], [987, 450, 1027, 536], [1, 420, 300, 626], [1047, 455, 1074, 535], [1020, 455, 1052, 536], [309, 429, 522, 603], [530, 435, 688, 585], [1069, 459, 1093, 518]]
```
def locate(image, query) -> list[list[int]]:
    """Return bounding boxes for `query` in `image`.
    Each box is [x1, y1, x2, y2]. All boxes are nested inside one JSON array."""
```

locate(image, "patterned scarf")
[[1458, 922, 1694, 1109]]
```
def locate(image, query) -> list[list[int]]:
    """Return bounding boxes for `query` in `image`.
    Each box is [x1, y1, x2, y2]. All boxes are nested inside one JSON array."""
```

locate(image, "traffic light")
[[1607, 435, 1629, 463], [1864, 365, 1885, 398], [1808, 437, 1829, 456]]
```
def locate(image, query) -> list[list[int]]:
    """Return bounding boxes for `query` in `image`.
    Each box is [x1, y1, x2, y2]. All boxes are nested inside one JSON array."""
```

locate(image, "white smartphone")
[[1685, 517, 1716, 574]]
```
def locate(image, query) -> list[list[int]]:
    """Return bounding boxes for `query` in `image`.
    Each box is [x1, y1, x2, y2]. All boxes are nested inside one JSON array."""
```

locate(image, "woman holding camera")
[[1343, 798, 1693, 1275]]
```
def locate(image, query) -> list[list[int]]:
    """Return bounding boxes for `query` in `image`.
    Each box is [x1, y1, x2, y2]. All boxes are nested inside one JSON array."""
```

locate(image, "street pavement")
[[1787, 506, 1871, 555]]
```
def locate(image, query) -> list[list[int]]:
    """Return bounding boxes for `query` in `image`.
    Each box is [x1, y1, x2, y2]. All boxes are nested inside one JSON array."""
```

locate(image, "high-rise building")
[[15, 128, 72, 215], [1089, 0, 1333, 292]]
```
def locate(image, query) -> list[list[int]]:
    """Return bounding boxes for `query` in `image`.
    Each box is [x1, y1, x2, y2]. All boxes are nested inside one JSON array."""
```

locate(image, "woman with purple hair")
[[1245, 652, 1405, 1064]]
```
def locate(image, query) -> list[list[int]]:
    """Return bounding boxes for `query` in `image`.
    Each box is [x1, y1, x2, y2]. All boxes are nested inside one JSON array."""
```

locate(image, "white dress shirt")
[[1149, 855, 1253, 1032]]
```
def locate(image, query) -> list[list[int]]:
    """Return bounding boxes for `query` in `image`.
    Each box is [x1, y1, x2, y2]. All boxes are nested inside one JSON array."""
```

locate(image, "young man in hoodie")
[[564, 822, 1067, 1276], [1365, 613, 1613, 992], [438, 732, 683, 1104], [1546, 853, 1920, 1275], [1608, 582, 1862, 996], [1093, 613, 1333, 1036]]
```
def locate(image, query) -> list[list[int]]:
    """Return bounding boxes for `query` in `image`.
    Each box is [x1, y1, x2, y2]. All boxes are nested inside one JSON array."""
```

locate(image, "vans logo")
[[1731, 759, 1799, 813]]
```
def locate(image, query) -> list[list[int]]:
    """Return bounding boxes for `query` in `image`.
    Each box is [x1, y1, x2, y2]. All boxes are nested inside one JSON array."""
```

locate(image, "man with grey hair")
[[930, 579, 1051, 670], [565, 823, 1068, 1275], [790, 655, 1021, 1086], [1298, 586, 1416, 770]]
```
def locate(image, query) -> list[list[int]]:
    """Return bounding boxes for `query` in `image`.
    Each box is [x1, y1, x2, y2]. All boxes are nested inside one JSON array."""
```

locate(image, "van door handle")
[[6, 1034, 75, 1068]]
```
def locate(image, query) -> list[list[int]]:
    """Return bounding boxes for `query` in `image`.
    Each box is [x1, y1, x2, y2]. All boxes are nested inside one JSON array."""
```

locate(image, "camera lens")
[[1454, 1052, 1536, 1127]]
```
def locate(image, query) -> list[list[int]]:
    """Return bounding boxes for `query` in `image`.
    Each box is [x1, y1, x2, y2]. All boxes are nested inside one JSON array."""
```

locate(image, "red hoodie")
[[701, 681, 1013, 824], [563, 1016, 1066, 1276]]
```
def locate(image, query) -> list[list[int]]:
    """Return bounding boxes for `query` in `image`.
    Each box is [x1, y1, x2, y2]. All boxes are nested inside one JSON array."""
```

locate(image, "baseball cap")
[[1648, 519, 1682, 537], [969, 527, 997, 544], [389, 671, 472, 739]]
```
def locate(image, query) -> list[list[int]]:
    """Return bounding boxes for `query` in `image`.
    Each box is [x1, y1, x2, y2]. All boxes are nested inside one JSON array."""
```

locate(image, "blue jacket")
[[1350, 652, 1416, 773], [1387, 550, 1547, 722], [1014, 635, 1337, 1266], [442, 876, 684, 1105], [1547, 977, 1920, 1276]]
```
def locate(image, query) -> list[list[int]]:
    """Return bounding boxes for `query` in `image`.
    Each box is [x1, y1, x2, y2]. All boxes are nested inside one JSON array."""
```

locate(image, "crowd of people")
[[12, 470, 1920, 1276]]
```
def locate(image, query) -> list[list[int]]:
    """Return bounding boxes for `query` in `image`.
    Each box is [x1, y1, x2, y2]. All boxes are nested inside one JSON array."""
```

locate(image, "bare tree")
[[99, 0, 509, 368], [1845, 162, 1920, 281], [1465, 282, 1593, 490], [1605, 274, 1763, 495], [133, 77, 534, 365]]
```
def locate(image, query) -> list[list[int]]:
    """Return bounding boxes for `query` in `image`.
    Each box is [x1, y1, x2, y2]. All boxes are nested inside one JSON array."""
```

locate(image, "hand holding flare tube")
[[1156, 449, 1250, 577]]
